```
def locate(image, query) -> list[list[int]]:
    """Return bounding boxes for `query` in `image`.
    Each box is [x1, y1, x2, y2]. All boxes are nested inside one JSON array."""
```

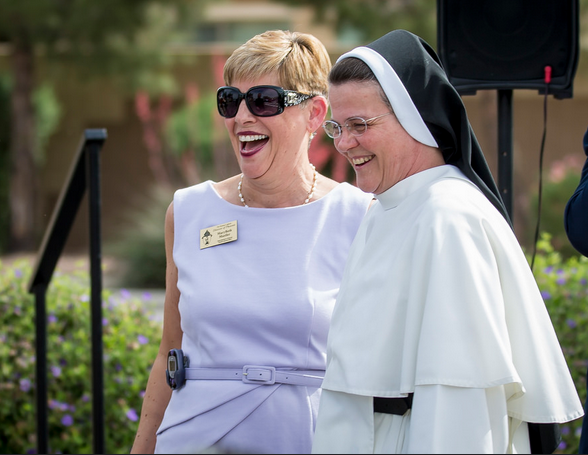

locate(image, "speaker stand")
[[497, 89, 514, 222]]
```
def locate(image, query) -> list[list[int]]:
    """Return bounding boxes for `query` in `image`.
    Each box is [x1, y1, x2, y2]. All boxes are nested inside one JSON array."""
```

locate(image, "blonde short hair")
[[223, 30, 331, 97]]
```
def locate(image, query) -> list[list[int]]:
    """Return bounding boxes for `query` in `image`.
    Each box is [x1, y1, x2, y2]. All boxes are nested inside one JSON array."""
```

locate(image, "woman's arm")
[[130, 201, 183, 454]]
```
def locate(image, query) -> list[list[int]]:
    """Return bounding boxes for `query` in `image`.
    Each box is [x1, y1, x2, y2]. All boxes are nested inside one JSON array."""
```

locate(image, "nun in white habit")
[[312, 30, 583, 454]]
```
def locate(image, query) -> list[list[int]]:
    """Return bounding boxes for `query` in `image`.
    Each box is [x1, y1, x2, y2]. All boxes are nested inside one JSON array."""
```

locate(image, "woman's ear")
[[307, 95, 328, 134]]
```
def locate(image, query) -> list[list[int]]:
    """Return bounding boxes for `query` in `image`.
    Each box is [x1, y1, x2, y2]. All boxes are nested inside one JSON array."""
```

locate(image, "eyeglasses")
[[217, 85, 315, 118], [322, 113, 392, 139]]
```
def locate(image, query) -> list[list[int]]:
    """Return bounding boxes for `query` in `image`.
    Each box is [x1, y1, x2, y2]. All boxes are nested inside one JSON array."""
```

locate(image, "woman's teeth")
[[239, 135, 268, 142], [352, 156, 373, 166]]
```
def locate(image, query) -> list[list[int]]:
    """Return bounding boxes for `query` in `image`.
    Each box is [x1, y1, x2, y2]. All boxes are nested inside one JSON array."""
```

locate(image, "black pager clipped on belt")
[[166, 348, 188, 390]]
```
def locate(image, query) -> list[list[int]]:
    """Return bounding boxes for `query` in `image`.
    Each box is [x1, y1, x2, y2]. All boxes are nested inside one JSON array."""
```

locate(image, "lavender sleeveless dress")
[[154, 181, 372, 454]]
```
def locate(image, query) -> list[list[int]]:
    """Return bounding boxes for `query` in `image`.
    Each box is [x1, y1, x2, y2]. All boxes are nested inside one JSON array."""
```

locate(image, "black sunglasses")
[[217, 85, 315, 118]]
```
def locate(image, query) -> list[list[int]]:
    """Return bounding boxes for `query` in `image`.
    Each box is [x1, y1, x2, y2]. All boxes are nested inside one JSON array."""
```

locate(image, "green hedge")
[[105, 185, 171, 289], [531, 234, 588, 453], [1, 234, 587, 453], [0, 258, 161, 454]]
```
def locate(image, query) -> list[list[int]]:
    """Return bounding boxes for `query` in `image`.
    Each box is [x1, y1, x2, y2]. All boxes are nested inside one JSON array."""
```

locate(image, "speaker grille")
[[438, 0, 579, 97]]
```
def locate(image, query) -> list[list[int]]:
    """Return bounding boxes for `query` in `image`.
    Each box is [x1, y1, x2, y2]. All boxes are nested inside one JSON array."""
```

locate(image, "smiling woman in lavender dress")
[[130, 30, 373, 455]]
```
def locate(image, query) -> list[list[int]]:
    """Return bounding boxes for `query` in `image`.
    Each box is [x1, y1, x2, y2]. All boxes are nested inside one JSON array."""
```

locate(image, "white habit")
[[312, 165, 584, 454]]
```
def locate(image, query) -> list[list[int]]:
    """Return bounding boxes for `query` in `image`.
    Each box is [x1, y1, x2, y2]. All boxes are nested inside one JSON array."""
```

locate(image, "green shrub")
[[531, 233, 588, 454], [527, 154, 585, 260], [2, 233, 587, 453], [0, 258, 161, 454], [105, 185, 172, 289]]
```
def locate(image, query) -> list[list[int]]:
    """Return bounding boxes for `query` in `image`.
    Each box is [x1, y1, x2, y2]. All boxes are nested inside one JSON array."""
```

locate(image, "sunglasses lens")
[[246, 87, 282, 117], [217, 88, 240, 118]]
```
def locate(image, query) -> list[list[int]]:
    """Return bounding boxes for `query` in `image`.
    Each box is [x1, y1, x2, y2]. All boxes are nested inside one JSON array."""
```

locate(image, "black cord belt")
[[373, 393, 414, 416]]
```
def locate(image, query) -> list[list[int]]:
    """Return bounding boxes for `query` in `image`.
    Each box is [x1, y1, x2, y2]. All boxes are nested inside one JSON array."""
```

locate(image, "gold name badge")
[[200, 220, 238, 249]]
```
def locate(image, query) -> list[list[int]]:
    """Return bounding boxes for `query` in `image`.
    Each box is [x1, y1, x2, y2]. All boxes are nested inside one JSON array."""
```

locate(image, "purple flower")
[[126, 408, 138, 422], [61, 414, 73, 426], [142, 291, 152, 301], [115, 363, 123, 372], [138, 335, 148, 345], [558, 441, 567, 450], [121, 289, 131, 299], [544, 266, 554, 274], [556, 277, 566, 285], [20, 378, 32, 392], [80, 294, 89, 302], [561, 426, 570, 435], [140, 390, 146, 398], [14, 269, 22, 278], [48, 314, 57, 324], [51, 366, 62, 377], [541, 290, 551, 300], [82, 394, 90, 403], [566, 319, 577, 329], [102, 317, 108, 326], [581, 278, 587, 285]]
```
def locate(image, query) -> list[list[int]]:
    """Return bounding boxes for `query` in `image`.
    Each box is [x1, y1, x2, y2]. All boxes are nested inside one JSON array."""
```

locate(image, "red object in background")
[[309, 128, 354, 184]]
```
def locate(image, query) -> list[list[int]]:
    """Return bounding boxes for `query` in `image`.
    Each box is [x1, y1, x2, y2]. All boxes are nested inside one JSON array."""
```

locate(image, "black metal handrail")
[[28, 128, 107, 454]]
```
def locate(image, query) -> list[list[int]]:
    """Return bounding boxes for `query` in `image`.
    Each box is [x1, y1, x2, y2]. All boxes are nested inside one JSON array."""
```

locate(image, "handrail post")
[[33, 283, 49, 454], [87, 138, 105, 454], [28, 128, 107, 455]]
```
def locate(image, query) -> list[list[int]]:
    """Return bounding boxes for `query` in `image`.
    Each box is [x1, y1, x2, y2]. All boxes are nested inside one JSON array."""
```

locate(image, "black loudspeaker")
[[437, 0, 579, 99]]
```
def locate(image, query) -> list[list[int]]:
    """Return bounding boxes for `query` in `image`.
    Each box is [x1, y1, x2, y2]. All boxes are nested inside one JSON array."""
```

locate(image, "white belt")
[[184, 365, 324, 388]]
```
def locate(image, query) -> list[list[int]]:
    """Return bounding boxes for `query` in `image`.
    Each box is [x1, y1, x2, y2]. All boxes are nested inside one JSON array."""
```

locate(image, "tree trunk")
[[9, 39, 38, 252]]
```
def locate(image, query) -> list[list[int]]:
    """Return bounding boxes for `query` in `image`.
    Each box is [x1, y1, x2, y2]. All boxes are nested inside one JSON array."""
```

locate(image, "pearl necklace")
[[237, 163, 317, 208]]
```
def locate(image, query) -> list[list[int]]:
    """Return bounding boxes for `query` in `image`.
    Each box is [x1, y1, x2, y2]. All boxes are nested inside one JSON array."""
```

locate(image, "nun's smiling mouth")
[[352, 156, 374, 167]]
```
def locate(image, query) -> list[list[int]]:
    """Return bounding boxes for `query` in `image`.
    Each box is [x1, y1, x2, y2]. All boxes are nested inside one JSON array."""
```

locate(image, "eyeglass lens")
[[322, 121, 341, 138], [324, 118, 369, 138], [323, 113, 391, 138], [217, 86, 283, 118]]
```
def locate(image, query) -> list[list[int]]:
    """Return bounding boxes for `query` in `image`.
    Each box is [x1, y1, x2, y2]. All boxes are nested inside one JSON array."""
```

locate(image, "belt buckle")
[[242, 365, 276, 384]]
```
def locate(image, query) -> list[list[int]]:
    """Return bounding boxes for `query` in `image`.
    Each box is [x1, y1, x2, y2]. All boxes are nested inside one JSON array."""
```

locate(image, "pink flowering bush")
[[0, 258, 161, 454]]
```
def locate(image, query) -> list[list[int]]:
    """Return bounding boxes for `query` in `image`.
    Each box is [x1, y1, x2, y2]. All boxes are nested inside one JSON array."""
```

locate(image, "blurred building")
[[5, 0, 588, 253]]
